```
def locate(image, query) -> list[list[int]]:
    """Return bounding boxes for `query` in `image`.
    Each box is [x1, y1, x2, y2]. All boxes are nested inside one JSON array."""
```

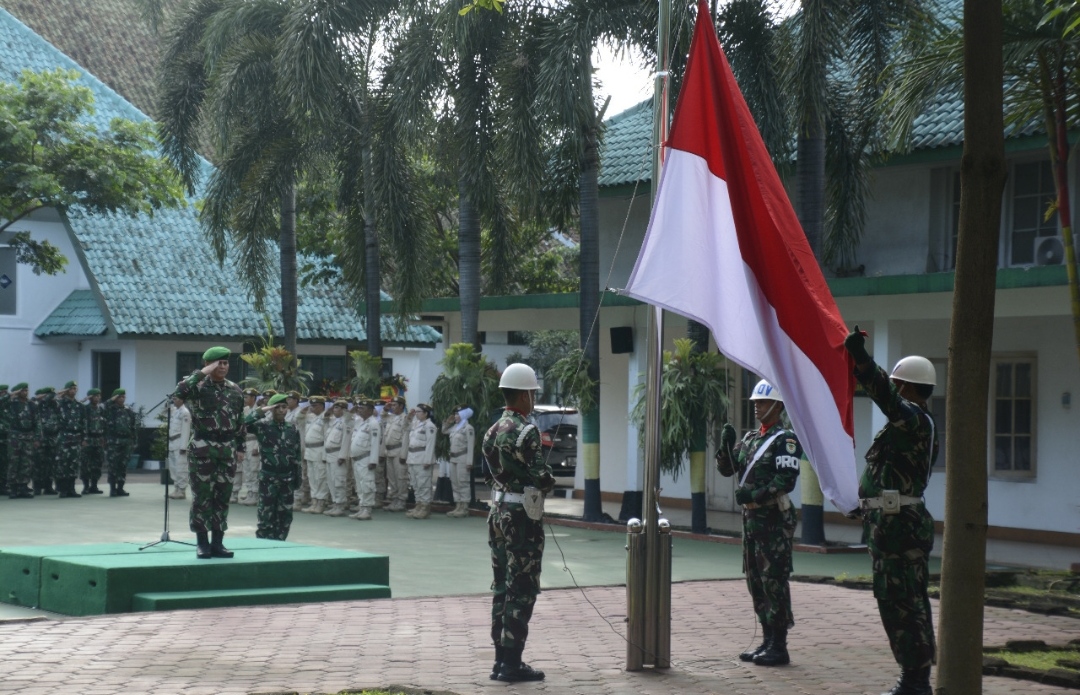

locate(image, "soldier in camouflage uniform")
[[103, 389, 137, 497], [6, 383, 37, 499], [715, 378, 801, 667], [0, 384, 9, 497], [244, 393, 301, 540], [483, 363, 554, 683], [56, 381, 86, 498], [173, 346, 246, 559], [846, 328, 938, 695], [82, 388, 106, 494], [34, 387, 61, 495]]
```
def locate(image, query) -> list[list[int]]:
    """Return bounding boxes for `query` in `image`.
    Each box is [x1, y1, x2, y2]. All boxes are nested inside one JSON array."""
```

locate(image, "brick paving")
[[1, 579, 1077, 695]]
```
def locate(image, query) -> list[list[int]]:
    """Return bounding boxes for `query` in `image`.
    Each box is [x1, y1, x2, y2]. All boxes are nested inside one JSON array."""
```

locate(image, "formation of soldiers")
[[0, 382, 139, 499]]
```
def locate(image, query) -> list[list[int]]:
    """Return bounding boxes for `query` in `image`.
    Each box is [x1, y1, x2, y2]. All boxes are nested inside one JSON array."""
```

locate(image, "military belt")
[[860, 493, 923, 515], [326, 446, 341, 454], [408, 445, 426, 452], [493, 490, 524, 504], [169, 433, 182, 440], [305, 442, 323, 448], [743, 493, 792, 511], [353, 450, 371, 459], [385, 443, 402, 450]]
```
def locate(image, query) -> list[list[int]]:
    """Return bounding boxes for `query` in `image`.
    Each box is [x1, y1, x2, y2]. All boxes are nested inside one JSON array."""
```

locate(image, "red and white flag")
[[624, 2, 859, 512]]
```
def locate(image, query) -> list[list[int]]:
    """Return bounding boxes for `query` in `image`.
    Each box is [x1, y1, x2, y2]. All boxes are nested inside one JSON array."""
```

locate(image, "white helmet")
[[749, 379, 782, 402], [499, 363, 539, 390], [890, 356, 936, 386]]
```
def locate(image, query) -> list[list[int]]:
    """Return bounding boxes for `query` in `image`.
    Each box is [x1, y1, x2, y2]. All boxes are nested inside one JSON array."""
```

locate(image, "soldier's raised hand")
[[844, 325, 871, 365]]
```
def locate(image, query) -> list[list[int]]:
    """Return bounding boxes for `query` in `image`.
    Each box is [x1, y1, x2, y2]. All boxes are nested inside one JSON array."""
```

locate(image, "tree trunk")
[[687, 319, 709, 534], [937, 2, 1004, 693], [279, 183, 298, 356], [458, 171, 482, 352], [579, 90, 603, 522], [363, 146, 382, 358]]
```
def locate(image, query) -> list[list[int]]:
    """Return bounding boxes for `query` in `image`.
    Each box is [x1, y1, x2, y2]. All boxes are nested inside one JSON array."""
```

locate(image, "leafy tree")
[[0, 69, 184, 274], [429, 342, 503, 462]]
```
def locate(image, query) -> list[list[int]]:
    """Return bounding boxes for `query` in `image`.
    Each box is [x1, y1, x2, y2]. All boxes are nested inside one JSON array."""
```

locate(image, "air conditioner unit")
[[1035, 237, 1065, 266]]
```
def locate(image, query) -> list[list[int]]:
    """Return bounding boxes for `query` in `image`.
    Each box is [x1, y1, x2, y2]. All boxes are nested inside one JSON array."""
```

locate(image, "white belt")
[[493, 490, 524, 504], [860, 495, 923, 510]]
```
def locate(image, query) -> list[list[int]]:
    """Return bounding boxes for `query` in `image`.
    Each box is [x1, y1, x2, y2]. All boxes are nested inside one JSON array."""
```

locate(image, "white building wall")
[[0, 215, 89, 391]]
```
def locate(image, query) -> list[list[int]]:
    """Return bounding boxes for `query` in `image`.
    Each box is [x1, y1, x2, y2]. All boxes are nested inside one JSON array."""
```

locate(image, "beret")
[[12, 382, 28, 392], [0, 384, 7, 391], [268, 393, 288, 406], [35, 388, 48, 395], [112, 388, 126, 397], [243, 388, 260, 397], [202, 346, 231, 361], [87, 388, 101, 396], [64, 380, 77, 389]]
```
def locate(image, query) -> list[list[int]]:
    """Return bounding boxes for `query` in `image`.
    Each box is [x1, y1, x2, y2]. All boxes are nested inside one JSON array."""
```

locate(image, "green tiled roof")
[[1, 9, 440, 346], [34, 289, 107, 337], [598, 100, 654, 189], [0, 0, 159, 117]]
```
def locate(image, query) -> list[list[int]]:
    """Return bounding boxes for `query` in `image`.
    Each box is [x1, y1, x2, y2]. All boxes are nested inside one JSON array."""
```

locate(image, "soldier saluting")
[[174, 346, 246, 560], [5, 383, 38, 499], [715, 379, 801, 667]]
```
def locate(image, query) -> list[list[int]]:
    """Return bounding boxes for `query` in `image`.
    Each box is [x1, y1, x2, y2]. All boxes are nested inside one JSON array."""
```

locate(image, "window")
[[991, 357, 1036, 479], [508, 331, 530, 346], [0, 247, 15, 315], [93, 351, 121, 398], [175, 352, 245, 385], [1009, 160, 1060, 267], [300, 354, 347, 392]]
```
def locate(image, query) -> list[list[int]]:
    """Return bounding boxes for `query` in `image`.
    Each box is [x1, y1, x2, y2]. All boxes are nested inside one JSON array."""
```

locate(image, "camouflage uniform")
[[35, 393, 61, 492], [857, 363, 938, 671], [244, 411, 301, 540], [483, 408, 555, 654], [82, 401, 106, 489], [0, 388, 9, 495], [6, 394, 39, 496], [56, 395, 86, 481], [103, 400, 138, 489], [174, 372, 246, 534], [717, 422, 801, 631]]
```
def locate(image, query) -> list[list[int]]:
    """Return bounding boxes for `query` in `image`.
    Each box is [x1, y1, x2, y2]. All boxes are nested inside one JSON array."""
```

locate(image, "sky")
[[594, 45, 653, 118]]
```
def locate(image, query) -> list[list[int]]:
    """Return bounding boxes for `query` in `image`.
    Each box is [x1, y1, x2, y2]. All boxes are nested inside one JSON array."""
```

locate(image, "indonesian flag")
[[623, 2, 859, 513]]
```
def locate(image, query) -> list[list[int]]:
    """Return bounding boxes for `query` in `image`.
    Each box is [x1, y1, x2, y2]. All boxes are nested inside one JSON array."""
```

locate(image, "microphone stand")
[[140, 394, 193, 550]]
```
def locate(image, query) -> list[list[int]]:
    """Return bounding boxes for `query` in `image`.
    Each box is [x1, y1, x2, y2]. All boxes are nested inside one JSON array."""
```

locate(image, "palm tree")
[[155, 0, 308, 353]]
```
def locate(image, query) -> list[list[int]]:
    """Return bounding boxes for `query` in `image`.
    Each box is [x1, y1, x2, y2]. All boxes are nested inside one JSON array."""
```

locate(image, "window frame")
[[0, 245, 16, 315], [988, 353, 1037, 481], [1003, 157, 1061, 268]]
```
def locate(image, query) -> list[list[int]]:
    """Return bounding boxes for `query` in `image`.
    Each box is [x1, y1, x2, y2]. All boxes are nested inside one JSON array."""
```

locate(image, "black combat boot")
[[89, 479, 103, 494], [882, 666, 932, 695], [57, 479, 72, 498], [753, 626, 790, 666], [42, 480, 57, 495], [196, 532, 212, 559], [32, 480, 42, 495], [739, 625, 772, 662], [114, 480, 130, 497], [9, 485, 33, 499], [496, 647, 545, 682], [210, 530, 234, 558], [81, 478, 91, 495], [490, 645, 505, 680], [67, 478, 82, 498]]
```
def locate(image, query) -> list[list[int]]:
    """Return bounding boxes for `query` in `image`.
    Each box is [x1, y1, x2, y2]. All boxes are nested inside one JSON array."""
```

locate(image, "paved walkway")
[[0, 472, 1077, 694]]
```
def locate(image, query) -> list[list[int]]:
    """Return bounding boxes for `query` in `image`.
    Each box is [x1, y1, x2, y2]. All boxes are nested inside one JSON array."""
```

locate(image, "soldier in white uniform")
[[238, 388, 261, 505], [323, 399, 350, 517], [301, 396, 330, 514], [441, 405, 475, 517], [284, 391, 308, 509], [373, 400, 389, 507], [381, 397, 410, 512], [405, 403, 438, 519], [348, 398, 381, 520], [167, 395, 192, 500]]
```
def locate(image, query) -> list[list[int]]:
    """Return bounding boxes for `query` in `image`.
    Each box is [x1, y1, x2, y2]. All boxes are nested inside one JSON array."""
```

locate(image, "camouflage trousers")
[[0, 436, 7, 489], [188, 444, 236, 534], [256, 472, 295, 541], [742, 505, 797, 630], [82, 442, 105, 481], [106, 438, 134, 484], [56, 436, 82, 479], [488, 502, 545, 650], [7, 434, 35, 487], [34, 439, 57, 484], [866, 506, 936, 669]]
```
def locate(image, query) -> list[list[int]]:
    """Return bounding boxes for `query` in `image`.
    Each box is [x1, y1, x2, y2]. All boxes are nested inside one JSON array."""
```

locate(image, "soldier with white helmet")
[[715, 377, 802, 667], [845, 327, 938, 695]]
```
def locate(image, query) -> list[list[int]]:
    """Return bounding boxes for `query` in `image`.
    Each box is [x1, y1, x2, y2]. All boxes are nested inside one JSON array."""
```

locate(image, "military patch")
[[785, 439, 797, 454]]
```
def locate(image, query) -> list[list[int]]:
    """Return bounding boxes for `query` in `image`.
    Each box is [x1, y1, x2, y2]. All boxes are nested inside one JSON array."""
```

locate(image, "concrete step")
[[132, 583, 391, 611]]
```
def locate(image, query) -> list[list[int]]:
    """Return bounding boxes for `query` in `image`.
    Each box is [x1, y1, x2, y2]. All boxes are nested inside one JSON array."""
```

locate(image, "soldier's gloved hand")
[[537, 473, 556, 495], [720, 423, 736, 452], [844, 325, 871, 365], [734, 488, 754, 505]]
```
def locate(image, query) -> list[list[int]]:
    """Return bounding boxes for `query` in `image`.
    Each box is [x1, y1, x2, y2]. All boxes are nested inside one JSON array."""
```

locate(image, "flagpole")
[[625, 0, 673, 674]]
